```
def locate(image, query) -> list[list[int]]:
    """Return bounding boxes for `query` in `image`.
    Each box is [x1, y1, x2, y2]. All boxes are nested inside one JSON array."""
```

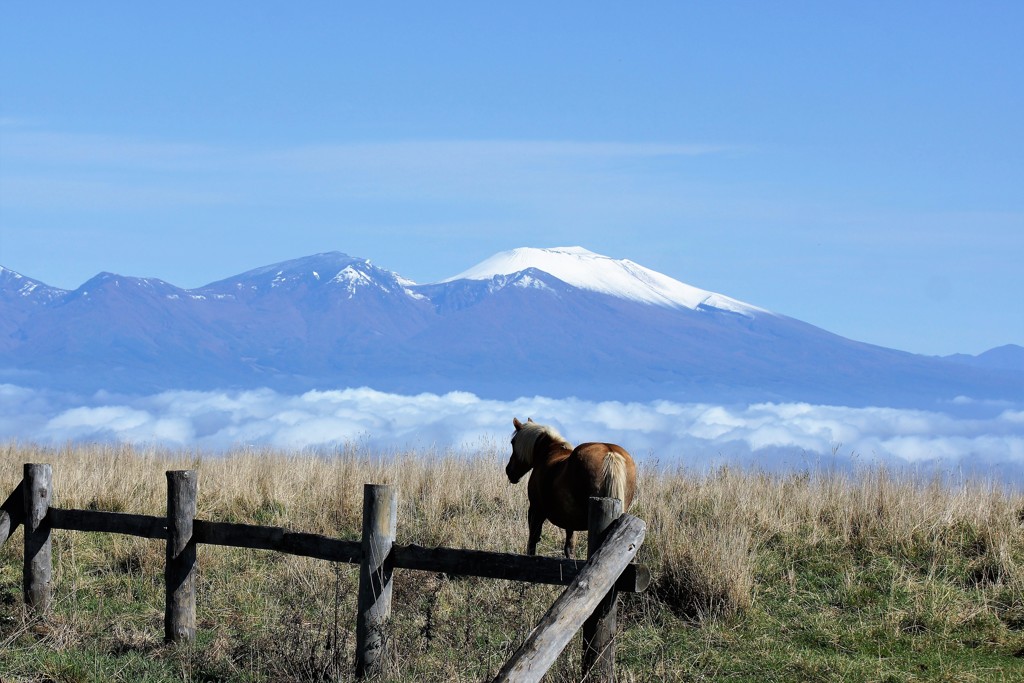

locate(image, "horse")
[[505, 417, 637, 558]]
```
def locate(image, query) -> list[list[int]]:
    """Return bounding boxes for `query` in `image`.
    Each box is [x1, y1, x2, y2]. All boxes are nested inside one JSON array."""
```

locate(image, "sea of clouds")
[[2, 383, 1023, 481]]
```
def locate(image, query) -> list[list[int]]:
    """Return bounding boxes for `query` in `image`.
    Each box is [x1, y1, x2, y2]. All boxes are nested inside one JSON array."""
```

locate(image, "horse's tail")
[[600, 450, 628, 505]]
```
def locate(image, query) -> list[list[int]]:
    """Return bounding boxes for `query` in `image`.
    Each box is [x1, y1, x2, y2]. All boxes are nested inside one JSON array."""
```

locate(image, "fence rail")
[[2, 463, 648, 682], [39, 507, 651, 590]]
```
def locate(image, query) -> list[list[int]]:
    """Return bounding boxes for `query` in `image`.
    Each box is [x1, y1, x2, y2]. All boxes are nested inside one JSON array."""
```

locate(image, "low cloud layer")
[[2, 384, 1023, 479]]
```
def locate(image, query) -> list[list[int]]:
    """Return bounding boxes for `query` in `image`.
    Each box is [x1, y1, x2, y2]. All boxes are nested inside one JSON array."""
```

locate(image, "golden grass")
[[3, 442, 1022, 616], [2, 441, 1023, 681]]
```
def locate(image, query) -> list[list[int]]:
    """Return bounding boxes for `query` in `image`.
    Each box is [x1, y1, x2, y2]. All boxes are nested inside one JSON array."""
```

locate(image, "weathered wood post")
[[165, 470, 197, 642], [23, 464, 52, 613], [356, 483, 397, 678], [582, 497, 624, 682], [1, 481, 25, 548], [492, 514, 646, 683]]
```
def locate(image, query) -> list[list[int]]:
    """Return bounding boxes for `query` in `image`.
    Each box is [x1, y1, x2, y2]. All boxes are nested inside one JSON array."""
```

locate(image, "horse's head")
[[505, 417, 533, 484], [506, 417, 573, 484]]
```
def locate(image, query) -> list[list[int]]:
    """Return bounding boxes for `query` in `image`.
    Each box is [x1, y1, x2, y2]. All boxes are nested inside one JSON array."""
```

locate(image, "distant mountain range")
[[1, 247, 1021, 409], [941, 345, 1024, 374]]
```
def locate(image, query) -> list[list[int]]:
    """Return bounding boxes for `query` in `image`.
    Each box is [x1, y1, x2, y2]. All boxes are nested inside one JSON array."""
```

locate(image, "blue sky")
[[1, 2, 1021, 356]]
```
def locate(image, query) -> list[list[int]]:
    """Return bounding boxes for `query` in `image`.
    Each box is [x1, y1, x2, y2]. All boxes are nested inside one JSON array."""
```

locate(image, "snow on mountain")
[[1, 249, 1020, 408], [444, 246, 766, 315], [328, 263, 425, 300], [0, 266, 67, 302], [64, 272, 184, 301], [200, 252, 424, 301], [0, 266, 69, 352]]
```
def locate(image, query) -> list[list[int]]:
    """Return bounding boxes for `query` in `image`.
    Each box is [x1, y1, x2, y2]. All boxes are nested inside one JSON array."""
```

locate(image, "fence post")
[[356, 483, 397, 678], [1, 481, 25, 548], [23, 463, 53, 614], [582, 497, 623, 682], [165, 470, 197, 642]]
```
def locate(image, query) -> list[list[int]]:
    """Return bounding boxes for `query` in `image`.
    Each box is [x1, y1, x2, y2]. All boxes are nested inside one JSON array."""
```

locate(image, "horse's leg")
[[563, 530, 575, 558], [526, 507, 544, 555]]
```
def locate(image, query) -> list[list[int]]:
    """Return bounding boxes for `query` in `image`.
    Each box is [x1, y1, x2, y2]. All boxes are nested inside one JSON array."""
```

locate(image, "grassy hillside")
[[1, 442, 1023, 682]]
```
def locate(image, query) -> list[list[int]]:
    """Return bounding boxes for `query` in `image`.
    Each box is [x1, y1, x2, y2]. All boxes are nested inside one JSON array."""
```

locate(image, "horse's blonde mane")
[[513, 421, 572, 466]]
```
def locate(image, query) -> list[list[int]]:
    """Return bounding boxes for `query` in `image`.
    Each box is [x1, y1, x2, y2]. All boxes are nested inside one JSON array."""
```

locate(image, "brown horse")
[[505, 417, 637, 558]]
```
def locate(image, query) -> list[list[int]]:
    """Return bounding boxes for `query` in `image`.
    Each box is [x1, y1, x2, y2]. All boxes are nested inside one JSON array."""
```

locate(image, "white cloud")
[[2, 384, 1023, 480], [43, 404, 195, 444]]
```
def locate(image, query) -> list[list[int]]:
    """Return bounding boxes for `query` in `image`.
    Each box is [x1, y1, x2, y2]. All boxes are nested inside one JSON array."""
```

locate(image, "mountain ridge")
[[941, 344, 1024, 374], [1, 248, 1020, 408]]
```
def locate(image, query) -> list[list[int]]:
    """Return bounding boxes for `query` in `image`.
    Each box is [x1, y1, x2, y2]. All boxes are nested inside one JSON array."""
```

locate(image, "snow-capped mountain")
[[1, 248, 1020, 408], [445, 246, 762, 315], [0, 266, 69, 352], [198, 252, 424, 302], [0, 266, 67, 303]]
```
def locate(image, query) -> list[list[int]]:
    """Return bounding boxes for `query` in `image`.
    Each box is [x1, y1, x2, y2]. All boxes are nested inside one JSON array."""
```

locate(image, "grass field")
[[1, 441, 1023, 682]]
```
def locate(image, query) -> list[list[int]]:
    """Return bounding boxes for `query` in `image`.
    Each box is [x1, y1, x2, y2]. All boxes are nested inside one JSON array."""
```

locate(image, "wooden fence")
[[1, 463, 649, 682]]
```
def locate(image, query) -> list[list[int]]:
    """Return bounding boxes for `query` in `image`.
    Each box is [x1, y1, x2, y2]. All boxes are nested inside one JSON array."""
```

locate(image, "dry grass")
[[2, 441, 1023, 681]]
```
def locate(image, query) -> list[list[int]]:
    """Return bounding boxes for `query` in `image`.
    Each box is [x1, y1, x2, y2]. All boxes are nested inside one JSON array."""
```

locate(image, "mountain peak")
[[0, 266, 68, 301], [199, 251, 425, 301], [201, 252, 364, 290], [443, 246, 765, 315]]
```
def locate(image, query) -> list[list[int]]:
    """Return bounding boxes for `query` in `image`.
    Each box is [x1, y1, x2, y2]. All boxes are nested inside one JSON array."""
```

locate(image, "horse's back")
[[530, 440, 638, 532], [569, 442, 637, 510]]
